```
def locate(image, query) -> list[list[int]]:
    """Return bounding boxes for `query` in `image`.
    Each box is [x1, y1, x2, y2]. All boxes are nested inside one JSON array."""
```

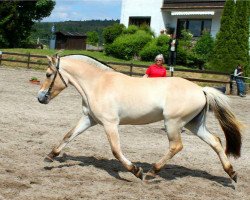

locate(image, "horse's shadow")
[[44, 154, 234, 188]]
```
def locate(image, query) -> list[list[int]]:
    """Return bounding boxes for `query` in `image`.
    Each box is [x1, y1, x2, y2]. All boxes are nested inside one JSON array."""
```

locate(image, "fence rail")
[[0, 51, 235, 94]]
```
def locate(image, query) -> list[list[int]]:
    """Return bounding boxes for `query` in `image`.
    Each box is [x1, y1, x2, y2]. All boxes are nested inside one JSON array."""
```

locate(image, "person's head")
[[237, 64, 243, 70], [155, 54, 165, 65], [170, 34, 176, 39]]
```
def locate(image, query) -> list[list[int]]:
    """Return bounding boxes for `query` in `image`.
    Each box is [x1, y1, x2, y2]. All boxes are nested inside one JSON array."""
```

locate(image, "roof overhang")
[[162, 0, 225, 10]]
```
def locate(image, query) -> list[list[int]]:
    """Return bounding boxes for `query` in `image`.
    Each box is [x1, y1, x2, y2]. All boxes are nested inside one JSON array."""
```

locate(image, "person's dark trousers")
[[168, 51, 176, 66], [235, 77, 245, 95]]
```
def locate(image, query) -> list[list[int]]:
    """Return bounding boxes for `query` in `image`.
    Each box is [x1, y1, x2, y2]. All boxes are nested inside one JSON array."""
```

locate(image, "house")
[[120, 0, 225, 38], [55, 31, 87, 50]]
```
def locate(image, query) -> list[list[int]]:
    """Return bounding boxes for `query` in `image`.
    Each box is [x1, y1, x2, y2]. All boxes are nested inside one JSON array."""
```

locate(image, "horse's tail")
[[202, 87, 243, 158]]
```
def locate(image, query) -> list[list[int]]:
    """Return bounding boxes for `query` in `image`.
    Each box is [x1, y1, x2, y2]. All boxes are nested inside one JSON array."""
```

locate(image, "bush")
[[156, 34, 170, 46], [139, 35, 170, 61], [86, 31, 99, 46], [102, 23, 125, 44], [193, 31, 214, 62], [138, 24, 155, 37], [105, 30, 152, 60], [122, 25, 139, 34]]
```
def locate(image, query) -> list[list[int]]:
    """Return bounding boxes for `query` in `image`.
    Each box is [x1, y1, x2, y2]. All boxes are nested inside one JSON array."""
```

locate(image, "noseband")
[[46, 57, 68, 98]]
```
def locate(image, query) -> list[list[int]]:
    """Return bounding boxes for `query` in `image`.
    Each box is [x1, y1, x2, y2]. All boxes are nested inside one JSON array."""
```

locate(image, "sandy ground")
[[0, 67, 249, 200]]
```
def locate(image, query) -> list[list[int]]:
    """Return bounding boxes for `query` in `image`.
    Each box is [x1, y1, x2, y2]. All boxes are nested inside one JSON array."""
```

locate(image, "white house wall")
[[120, 0, 165, 35], [120, 0, 223, 37]]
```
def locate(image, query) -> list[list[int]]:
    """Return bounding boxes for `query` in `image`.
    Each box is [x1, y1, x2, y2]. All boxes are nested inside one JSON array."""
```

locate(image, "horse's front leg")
[[44, 115, 96, 162], [104, 123, 143, 180]]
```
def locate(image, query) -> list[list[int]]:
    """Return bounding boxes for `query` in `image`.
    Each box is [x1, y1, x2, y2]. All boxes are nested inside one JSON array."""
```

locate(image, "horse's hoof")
[[44, 155, 54, 163], [231, 172, 237, 183], [131, 166, 144, 180], [137, 167, 144, 180], [143, 171, 160, 181]]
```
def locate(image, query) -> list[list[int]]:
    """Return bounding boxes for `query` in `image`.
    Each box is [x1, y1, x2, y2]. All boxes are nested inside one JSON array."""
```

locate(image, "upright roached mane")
[[38, 54, 242, 182]]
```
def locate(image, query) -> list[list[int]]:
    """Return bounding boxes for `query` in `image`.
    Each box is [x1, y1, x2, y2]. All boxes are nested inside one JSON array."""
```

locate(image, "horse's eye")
[[46, 73, 52, 78]]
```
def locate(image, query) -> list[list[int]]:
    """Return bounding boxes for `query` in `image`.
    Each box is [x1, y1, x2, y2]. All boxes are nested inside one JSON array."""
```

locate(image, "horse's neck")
[[62, 58, 106, 102]]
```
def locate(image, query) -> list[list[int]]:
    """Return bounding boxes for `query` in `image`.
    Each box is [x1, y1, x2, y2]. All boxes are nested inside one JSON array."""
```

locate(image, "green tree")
[[0, 0, 55, 47], [194, 31, 214, 62], [86, 31, 99, 46], [233, 0, 249, 73], [210, 0, 236, 72]]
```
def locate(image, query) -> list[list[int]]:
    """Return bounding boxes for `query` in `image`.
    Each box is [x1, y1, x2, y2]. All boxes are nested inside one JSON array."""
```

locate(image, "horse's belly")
[[119, 109, 164, 125]]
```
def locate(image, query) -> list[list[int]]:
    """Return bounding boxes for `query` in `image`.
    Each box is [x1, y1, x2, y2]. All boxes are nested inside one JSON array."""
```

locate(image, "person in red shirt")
[[143, 54, 167, 78]]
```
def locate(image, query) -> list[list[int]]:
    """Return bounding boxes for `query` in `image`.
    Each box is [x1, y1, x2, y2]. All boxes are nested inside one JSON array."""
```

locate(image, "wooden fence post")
[[130, 63, 133, 76], [27, 53, 31, 68], [0, 51, 2, 66], [170, 66, 174, 77]]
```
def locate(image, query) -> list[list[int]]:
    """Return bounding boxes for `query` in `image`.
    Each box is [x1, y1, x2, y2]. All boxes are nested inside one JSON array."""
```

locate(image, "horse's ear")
[[46, 55, 53, 64], [46, 55, 57, 68]]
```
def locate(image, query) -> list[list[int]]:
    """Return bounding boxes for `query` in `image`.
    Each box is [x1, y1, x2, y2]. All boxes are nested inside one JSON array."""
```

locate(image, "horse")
[[37, 54, 242, 182]]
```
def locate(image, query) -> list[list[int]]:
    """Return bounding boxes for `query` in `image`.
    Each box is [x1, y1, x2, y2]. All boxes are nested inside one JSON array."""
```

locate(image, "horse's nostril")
[[38, 97, 43, 103], [38, 90, 49, 104]]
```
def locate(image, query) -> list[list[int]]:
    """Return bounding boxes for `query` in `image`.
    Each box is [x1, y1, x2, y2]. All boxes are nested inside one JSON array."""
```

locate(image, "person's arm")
[[143, 66, 151, 78], [234, 69, 242, 77]]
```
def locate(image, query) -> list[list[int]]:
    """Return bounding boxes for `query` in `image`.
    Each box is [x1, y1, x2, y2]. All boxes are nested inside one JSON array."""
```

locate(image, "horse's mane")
[[62, 54, 115, 71]]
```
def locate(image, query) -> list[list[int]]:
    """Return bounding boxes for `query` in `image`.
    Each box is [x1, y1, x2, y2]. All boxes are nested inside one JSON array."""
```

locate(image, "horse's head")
[[38, 55, 68, 104]]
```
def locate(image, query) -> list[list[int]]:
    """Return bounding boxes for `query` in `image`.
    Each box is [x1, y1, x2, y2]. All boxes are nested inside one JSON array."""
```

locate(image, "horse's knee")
[[170, 142, 183, 154]]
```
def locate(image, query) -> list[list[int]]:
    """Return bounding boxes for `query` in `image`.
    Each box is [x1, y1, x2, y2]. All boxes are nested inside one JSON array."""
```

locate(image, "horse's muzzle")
[[38, 90, 50, 104]]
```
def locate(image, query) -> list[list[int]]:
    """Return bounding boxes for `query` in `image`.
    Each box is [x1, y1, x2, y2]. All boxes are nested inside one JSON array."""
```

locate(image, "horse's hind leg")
[[44, 115, 96, 162], [103, 123, 143, 180], [145, 120, 183, 180], [185, 111, 237, 182]]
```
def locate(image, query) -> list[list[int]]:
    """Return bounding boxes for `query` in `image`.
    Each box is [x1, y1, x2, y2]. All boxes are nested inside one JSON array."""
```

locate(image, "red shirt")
[[145, 64, 167, 78]]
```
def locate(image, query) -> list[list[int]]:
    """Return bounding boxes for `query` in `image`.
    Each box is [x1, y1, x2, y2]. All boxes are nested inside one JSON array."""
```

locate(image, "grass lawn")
[[0, 48, 232, 87], [1, 48, 189, 69]]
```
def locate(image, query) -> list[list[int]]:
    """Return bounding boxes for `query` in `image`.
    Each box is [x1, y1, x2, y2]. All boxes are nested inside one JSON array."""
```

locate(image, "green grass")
[[0, 48, 232, 87], [1, 48, 188, 69]]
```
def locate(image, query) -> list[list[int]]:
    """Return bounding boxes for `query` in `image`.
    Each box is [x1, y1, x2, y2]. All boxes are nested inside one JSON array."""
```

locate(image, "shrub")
[[138, 24, 155, 37], [102, 23, 125, 44], [193, 31, 214, 61], [180, 29, 193, 49], [156, 34, 170, 46], [86, 31, 99, 46], [123, 25, 139, 34], [139, 35, 170, 61], [105, 30, 152, 60]]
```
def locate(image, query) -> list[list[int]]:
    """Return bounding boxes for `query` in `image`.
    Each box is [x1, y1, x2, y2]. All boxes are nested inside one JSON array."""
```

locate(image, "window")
[[129, 17, 151, 27], [177, 19, 212, 38]]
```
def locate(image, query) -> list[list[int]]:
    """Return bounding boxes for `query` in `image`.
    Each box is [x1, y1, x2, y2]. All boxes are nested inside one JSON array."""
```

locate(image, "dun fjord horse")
[[38, 55, 242, 182]]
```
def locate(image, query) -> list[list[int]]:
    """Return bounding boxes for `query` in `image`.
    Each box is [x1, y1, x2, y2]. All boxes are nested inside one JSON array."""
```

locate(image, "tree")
[[86, 31, 99, 46], [210, 0, 236, 72], [194, 31, 214, 62], [233, 0, 249, 73], [0, 0, 55, 47]]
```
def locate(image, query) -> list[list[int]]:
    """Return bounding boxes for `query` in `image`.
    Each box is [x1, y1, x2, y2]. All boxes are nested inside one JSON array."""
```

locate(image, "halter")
[[45, 57, 68, 98]]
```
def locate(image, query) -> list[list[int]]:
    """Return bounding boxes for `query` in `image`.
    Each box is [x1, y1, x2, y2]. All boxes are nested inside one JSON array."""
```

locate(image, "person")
[[168, 34, 178, 67], [143, 54, 167, 78], [234, 64, 246, 97]]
